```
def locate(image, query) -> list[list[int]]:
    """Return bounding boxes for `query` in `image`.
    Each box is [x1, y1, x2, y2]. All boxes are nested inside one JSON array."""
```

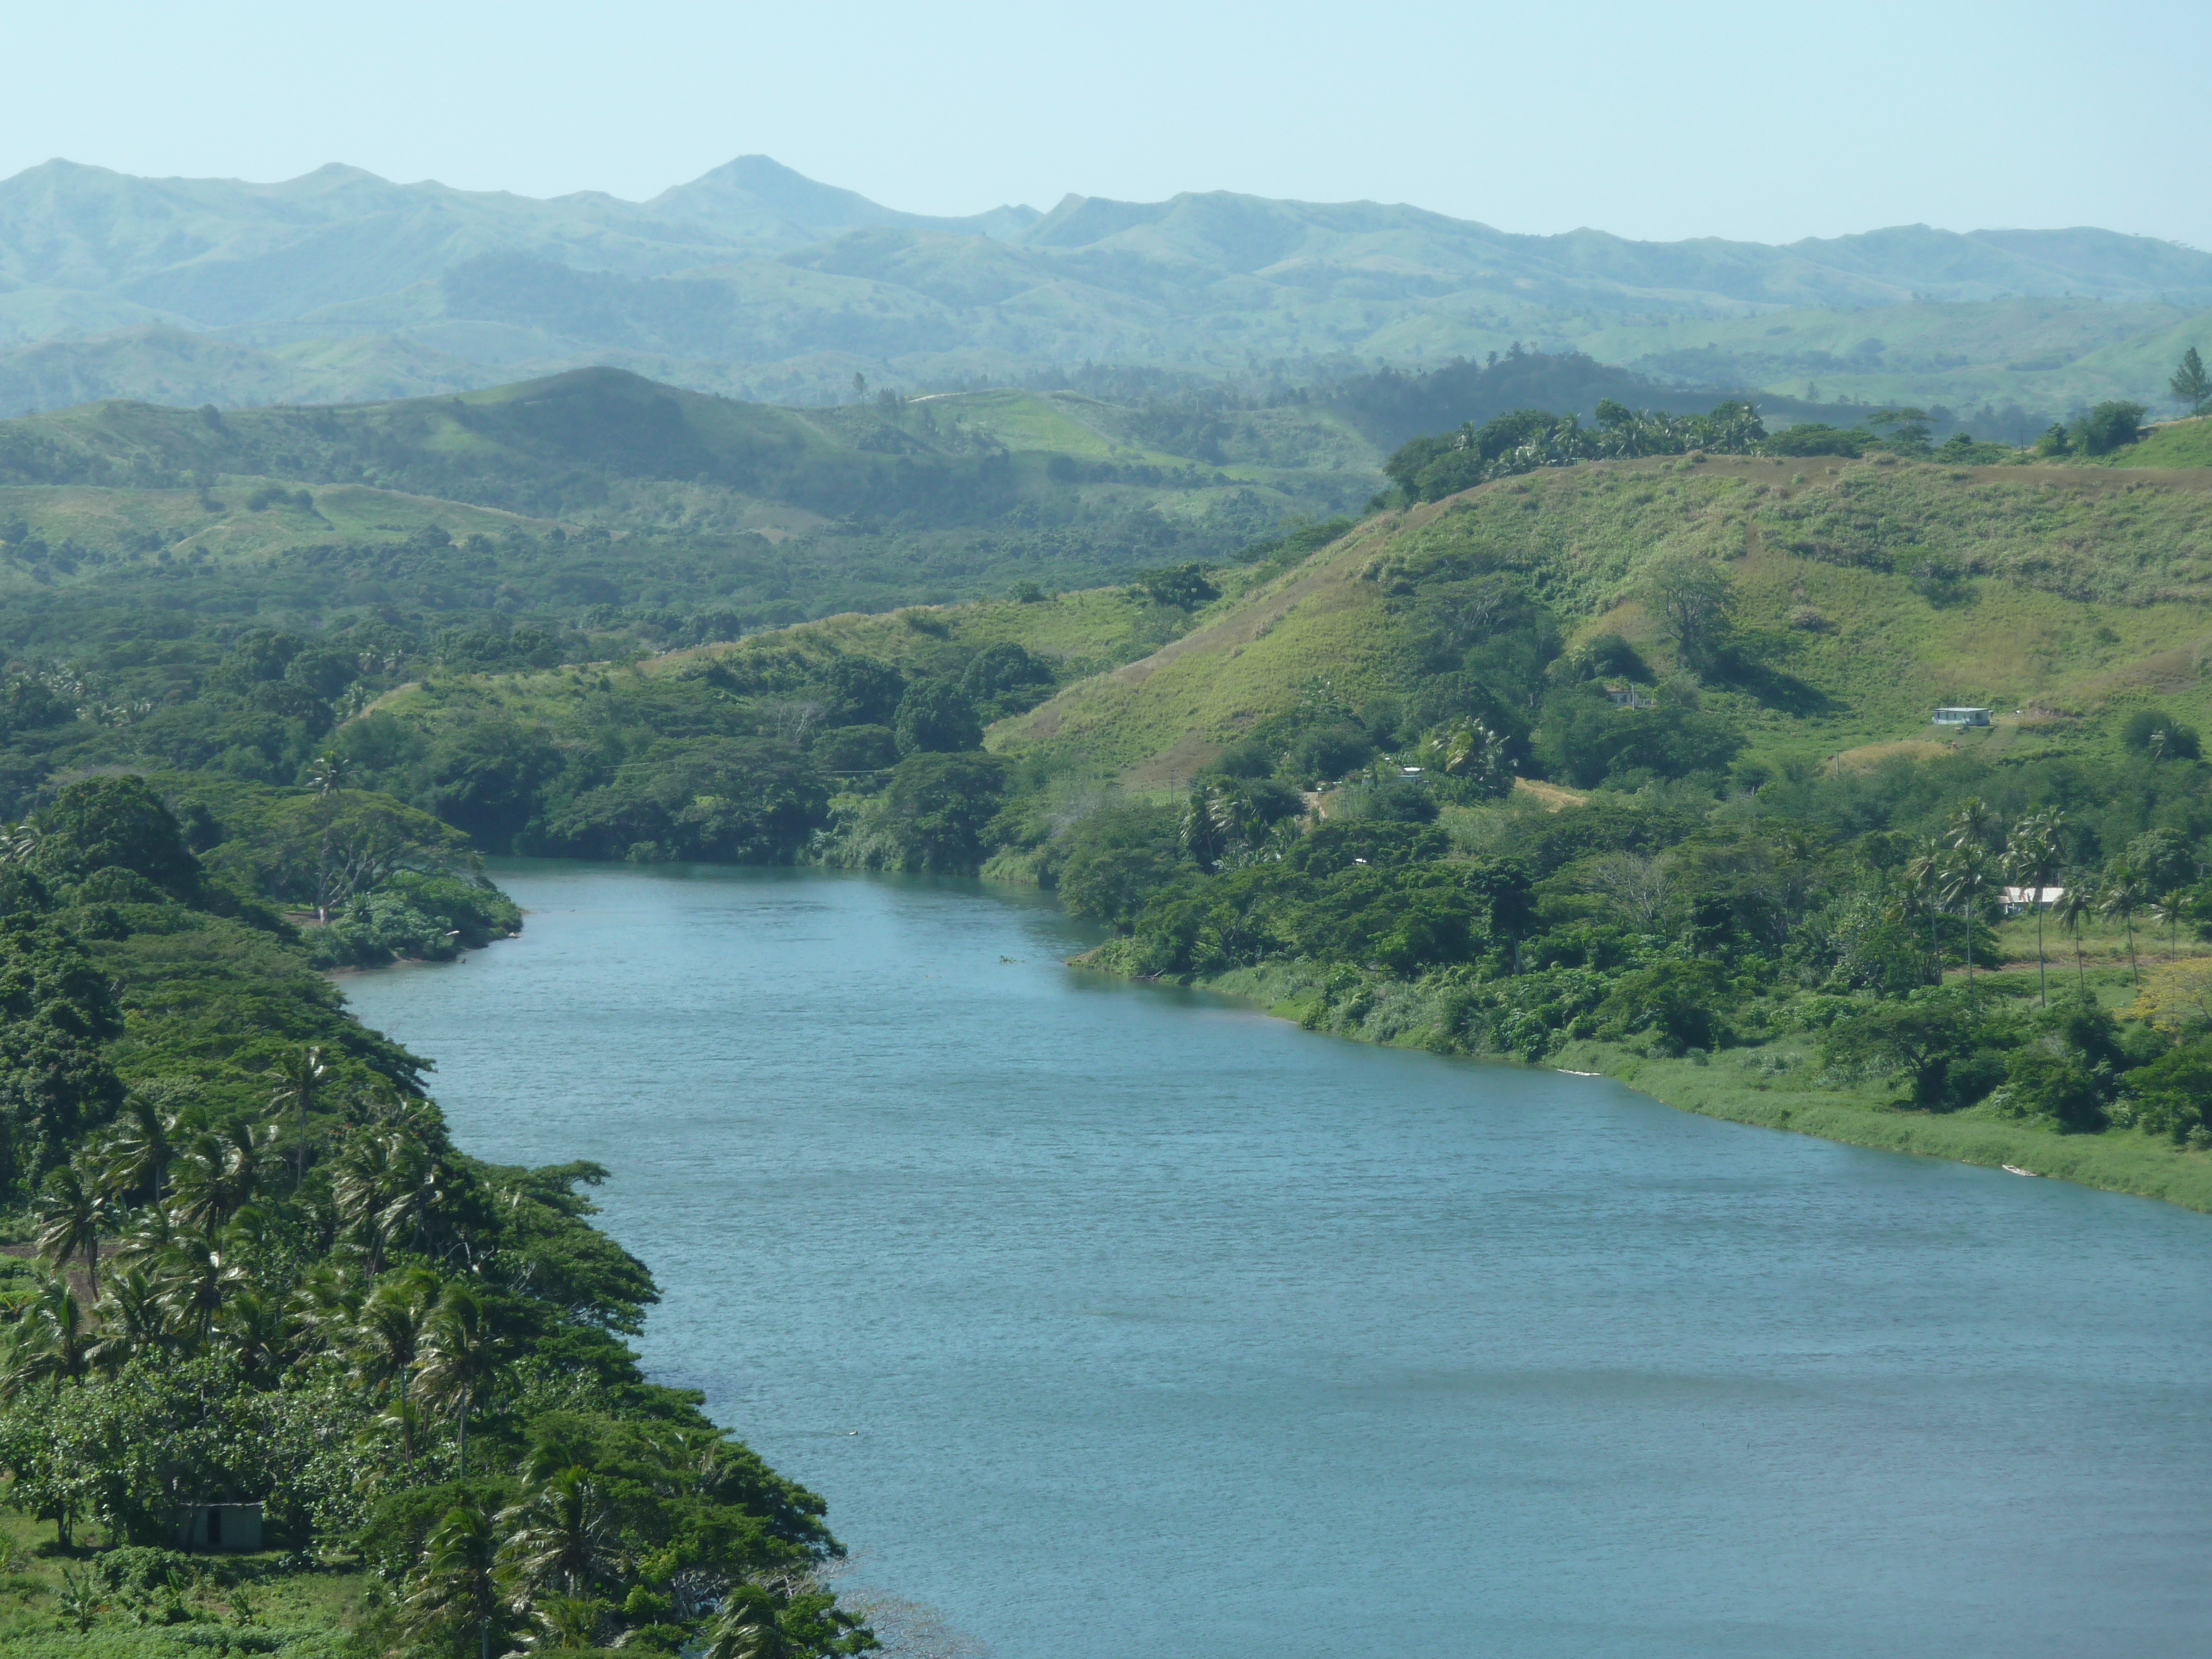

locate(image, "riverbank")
[[1080, 954, 2212, 1216]]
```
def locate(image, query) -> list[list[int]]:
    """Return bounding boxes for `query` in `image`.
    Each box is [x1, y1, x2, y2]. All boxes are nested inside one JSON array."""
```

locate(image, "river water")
[[340, 863, 2212, 1658]]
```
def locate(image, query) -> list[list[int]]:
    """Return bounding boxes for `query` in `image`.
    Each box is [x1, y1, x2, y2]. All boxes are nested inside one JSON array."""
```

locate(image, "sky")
[[3, 0, 2206, 249]]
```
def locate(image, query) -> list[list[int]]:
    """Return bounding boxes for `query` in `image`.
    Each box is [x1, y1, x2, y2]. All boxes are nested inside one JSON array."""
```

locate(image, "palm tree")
[[2152, 889, 2188, 963], [1902, 838, 1948, 983], [346, 1267, 440, 1446], [2051, 883, 2098, 1001], [265, 1046, 326, 1191], [497, 1468, 624, 1602], [283, 1262, 363, 1362], [88, 1265, 166, 1371], [99, 1092, 180, 1206], [32, 1163, 112, 1298], [212, 1287, 286, 1384], [2101, 863, 2150, 985], [2004, 811, 2064, 1007], [153, 1232, 254, 1347], [704, 1589, 806, 1659], [5, 1279, 96, 1389], [1943, 847, 1995, 999], [1947, 796, 1995, 854], [416, 1283, 498, 1477], [405, 1502, 504, 1659], [520, 1595, 607, 1652], [170, 1123, 270, 1235]]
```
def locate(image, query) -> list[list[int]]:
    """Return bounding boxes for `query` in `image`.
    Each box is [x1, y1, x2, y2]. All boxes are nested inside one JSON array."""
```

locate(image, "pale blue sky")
[[5, 0, 2205, 248]]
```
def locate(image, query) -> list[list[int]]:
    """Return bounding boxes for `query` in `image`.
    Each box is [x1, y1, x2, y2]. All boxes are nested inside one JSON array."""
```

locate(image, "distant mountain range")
[[2, 155, 2210, 416]]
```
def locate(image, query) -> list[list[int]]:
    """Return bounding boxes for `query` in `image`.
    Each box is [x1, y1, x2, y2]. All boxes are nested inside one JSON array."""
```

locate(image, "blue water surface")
[[340, 863, 2212, 1659]]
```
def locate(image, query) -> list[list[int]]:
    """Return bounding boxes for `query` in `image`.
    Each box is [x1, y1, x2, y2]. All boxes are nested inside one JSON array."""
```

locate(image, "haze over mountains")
[[3, 154, 2210, 417]]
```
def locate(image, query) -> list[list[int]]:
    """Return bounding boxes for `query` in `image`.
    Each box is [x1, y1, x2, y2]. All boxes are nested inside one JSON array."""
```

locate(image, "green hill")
[[997, 453, 2212, 782]]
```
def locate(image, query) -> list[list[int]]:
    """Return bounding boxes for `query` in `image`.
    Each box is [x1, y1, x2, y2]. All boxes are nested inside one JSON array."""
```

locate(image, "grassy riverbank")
[[1103, 953, 2212, 1215]]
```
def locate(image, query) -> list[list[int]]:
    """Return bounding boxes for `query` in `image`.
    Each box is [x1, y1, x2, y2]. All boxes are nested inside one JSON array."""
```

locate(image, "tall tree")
[[416, 1283, 498, 1477], [32, 1164, 111, 1298], [2051, 883, 2097, 1001], [2100, 864, 2149, 984], [2004, 811, 2064, 1008], [406, 1502, 505, 1659], [265, 1046, 326, 1190], [2172, 346, 2211, 416]]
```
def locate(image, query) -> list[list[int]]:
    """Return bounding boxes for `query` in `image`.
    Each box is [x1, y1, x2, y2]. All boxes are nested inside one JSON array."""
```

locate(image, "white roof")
[[2002, 886, 2064, 904]]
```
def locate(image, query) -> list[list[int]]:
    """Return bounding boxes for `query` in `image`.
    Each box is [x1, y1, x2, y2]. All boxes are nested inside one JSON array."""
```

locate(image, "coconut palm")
[[98, 1091, 181, 1206], [416, 1283, 498, 1477], [1942, 847, 1995, 999], [284, 1262, 363, 1361], [404, 1501, 504, 1659], [2004, 811, 2065, 1007], [87, 1265, 166, 1370], [4, 1279, 96, 1389], [265, 1045, 326, 1191], [170, 1123, 271, 1235], [2152, 889, 2189, 963], [152, 1231, 254, 1346], [519, 1595, 607, 1652], [497, 1467, 625, 1602], [2051, 883, 2098, 1001], [0, 822, 41, 865], [1902, 838, 1948, 983], [703, 1593, 810, 1659], [2100, 863, 2150, 985], [1947, 796, 1995, 853], [212, 1286, 285, 1383], [346, 1267, 440, 1423], [32, 1162, 113, 1298]]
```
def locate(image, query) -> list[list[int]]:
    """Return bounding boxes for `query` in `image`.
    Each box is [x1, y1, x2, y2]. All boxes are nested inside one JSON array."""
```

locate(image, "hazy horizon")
[[9, 0, 2205, 250]]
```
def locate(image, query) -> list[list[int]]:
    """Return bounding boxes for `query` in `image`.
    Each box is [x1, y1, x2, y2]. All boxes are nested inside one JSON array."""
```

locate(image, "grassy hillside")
[[997, 454, 2212, 783], [2106, 414, 2212, 469]]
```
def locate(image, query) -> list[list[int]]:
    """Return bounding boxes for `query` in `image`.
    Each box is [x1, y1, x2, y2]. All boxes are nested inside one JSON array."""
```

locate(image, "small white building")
[[1608, 687, 1656, 710], [2002, 885, 2064, 915], [1933, 706, 1992, 728]]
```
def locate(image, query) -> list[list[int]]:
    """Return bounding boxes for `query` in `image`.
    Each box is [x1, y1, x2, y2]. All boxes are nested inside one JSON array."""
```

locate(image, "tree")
[[2153, 889, 2189, 963], [2004, 811, 2063, 1007], [347, 1268, 440, 1422], [890, 679, 982, 756], [265, 1045, 326, 1190], [406, 1502, 505, 1659], [498, 1467, 624, 1600], [1941, 848, 1995, 999], [1645, 558, 1737, 675], [2051, 883, 2097, 1000], [2170, 346, 2209, 416], [1819, 998, 1975, 1105], [1902, 838, 1948, 984], [33, 1162, 112, 1298], [99, 1091, 179, 1206], [1866, 408, 1934, 453], [416, 1283, 498, 1478], [2100, 863, 2150, 984]]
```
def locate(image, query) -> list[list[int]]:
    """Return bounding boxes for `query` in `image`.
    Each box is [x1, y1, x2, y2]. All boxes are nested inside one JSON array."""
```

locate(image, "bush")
[[2067, 400, 2147, 457]]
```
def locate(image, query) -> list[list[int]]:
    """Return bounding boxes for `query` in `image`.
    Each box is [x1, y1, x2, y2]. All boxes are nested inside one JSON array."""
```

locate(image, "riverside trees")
[[0, 778, 868, 1656]]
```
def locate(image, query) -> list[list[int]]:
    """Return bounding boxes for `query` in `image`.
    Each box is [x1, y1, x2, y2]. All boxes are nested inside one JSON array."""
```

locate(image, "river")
[[340, 862, 2212, 1658]]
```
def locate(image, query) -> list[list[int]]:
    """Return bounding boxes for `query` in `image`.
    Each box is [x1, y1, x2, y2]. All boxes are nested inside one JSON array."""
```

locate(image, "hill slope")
[[997, 454, 2212, 781]]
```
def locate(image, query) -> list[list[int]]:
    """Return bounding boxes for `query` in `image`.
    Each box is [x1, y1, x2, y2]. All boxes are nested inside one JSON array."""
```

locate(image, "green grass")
[[2105, 414, 2212, 469], [0, 1516, 366, 1659]]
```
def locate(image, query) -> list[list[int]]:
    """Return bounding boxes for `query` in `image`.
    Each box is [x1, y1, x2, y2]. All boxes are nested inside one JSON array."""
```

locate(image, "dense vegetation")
[[0, 776, 872, 1656]]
